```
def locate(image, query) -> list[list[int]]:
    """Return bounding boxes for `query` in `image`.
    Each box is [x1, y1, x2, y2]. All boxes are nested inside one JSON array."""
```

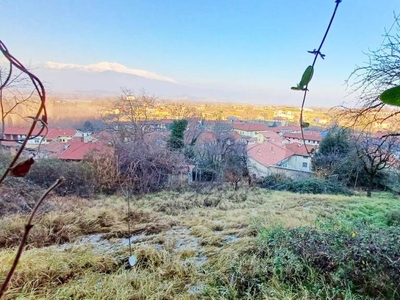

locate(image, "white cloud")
[[45, 61, 176, 83]]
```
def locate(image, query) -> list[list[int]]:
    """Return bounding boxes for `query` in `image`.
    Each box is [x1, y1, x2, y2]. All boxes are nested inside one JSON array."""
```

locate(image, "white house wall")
[[286, 155, 312, 172], [248, 157, 313, 179]]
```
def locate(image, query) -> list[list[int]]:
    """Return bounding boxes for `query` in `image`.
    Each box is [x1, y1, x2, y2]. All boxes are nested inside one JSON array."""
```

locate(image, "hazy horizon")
[[2, 0, 400, 107]]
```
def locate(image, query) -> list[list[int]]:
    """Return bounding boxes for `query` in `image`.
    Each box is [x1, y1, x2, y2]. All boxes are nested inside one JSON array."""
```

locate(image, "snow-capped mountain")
[[31, 60, 267, 103], [45, 61, 176, 83]]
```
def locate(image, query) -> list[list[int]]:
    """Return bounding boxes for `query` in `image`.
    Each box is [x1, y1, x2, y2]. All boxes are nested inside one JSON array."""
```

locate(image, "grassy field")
[[0, 187, 399, 299]]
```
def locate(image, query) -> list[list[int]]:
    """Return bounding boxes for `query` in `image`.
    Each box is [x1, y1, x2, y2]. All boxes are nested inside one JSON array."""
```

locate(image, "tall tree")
[[101, 88, 156, 143], [192, 121, 248, 187], [355, 134, 398, 197], [168, 119, 188, 150], [312, 126, 358, 184]]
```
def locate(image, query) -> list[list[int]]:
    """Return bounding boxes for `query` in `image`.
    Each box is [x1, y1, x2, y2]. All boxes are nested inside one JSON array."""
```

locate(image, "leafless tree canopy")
[[0, 66, 42, 136], [193, 122, 248, 188], [116, 138, 185, 194], [339, 14, 400, 131], [355, 133, 398, 196], [101, 88, 157, 142], [166, 101, 199, 120]]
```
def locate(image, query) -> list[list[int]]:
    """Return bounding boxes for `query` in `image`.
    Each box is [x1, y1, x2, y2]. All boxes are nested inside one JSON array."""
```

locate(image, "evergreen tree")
[[168, 119, 188, 150], [312, 126, 359, 185]]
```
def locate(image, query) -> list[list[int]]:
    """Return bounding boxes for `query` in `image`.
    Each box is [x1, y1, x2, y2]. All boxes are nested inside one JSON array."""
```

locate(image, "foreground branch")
[[0, 177, 65, 299]]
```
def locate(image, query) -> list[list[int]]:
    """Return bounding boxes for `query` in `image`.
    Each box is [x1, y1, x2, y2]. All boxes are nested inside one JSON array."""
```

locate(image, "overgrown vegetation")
[[260, 174, 352, 195], [2, 4, 400, 299], [1, 188, 399, 299], [26, 159, 94, 197]]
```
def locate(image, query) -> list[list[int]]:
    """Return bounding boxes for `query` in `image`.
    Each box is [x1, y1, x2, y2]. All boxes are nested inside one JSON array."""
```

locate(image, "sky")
[[1, 0, 400, 107]]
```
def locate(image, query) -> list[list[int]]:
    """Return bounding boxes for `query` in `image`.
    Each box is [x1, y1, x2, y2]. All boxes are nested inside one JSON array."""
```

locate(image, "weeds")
[[1, 188, 399, 299], [261, 175, 353, 196], [0, 246, 119, 300]]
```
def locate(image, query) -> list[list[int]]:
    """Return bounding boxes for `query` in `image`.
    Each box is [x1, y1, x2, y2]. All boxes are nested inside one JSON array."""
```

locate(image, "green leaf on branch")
[[301, 122, 310, 128], [291, 65, 314, 91], [379, 85, 400, 106]]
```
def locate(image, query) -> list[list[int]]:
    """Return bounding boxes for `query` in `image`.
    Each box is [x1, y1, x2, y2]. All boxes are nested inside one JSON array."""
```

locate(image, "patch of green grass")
[[330, 193, 400, 228]]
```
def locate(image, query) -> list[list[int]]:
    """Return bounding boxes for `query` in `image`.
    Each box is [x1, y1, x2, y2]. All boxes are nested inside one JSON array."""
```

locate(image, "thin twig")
[[298, 0, 342, 155], [0, 177, 65, 299], [0, 41, 48, 184]]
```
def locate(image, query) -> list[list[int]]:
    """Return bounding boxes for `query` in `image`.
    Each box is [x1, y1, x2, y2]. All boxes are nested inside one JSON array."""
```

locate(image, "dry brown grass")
[[1, 187, 378, 299], [0, 195, 177, 249], [0, 245, 119, 300]]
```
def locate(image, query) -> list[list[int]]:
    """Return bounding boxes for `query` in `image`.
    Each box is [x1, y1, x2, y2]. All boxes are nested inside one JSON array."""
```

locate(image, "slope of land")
[[0, 187, 399, 299]]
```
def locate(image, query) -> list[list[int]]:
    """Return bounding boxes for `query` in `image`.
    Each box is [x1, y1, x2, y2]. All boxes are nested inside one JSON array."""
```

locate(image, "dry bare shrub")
[[27, 159, 95, 198], [85, 148, 120, 194], [116, 138, 185, 195]]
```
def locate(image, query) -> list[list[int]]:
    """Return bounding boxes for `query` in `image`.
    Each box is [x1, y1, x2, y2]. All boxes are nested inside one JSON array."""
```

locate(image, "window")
[[302, 162, 308, 168]]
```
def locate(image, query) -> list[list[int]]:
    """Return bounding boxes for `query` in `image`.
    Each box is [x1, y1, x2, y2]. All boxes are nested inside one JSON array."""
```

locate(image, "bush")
[[84, 149, 119, 194], [376, 170, 400, 193], [26, 159, 94, 198], [259, 173, 291, 189], [261, 176, 352, 196], [258, 223, 400, 299], [386, 210, 400, 226]]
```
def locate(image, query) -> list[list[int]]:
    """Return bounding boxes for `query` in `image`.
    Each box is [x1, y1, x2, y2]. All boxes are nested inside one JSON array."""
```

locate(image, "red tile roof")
[[46, 128, 77, 139], [196, 131, 216, 144], [3, 126, 44, 136], [285, 143, 316, 157], [271, 125, 302, 133], [3, 127, 77, 139], [283, 131, 323, 142], [247, 141, 293, 167], [58, 140, 108, 160], [195, 130, 243, 144], [229, 131, 243, 141], [260, 131, 284, 144], [233, 123, 269, 132], [143, 131, 169, 145], [41, 141, 67, 157]]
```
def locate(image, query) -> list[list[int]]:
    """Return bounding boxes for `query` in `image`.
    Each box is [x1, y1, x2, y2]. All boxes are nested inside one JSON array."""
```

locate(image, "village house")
[[2, 126, 46, 146], [256, 130, 284, 144], [44, 128, 79, 143], [271, 125, 302, 135], [246, 141, 314, 179], [282, 131, 323, 146], [245, 125, 316, 179], [57, 138, 109, 161], [232, 122, 269, 137], [285, 143, 315, 172], [2, 127, 80, 146], [247, 141, 293, 176]]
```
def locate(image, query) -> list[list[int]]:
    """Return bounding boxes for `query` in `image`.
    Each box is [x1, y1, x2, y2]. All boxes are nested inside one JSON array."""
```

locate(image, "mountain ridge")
[[44, 61, 176, 83]]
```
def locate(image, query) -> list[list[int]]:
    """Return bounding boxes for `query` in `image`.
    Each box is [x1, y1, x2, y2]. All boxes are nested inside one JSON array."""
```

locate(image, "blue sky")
[[1, 0, 400, 106]]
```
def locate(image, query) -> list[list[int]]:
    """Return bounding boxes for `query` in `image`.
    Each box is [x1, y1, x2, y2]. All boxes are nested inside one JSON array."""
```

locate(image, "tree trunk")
[[367, 174, 375, 197]]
